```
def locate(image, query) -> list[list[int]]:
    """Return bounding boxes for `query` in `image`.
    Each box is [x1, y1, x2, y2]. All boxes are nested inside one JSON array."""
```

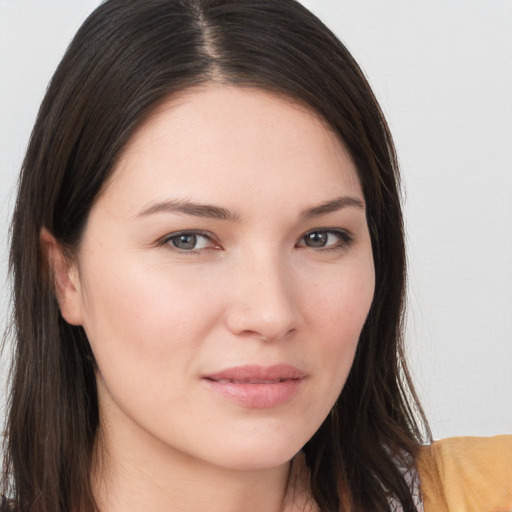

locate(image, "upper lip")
[[204, 364, 306, 383]]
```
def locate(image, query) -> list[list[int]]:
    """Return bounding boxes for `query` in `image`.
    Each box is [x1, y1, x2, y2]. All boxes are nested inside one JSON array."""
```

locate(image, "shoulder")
[[416, 435, 512, 512]]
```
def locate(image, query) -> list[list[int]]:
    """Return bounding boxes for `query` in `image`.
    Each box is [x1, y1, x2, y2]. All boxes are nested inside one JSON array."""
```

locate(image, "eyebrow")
[[301, 196, 365, 218], [136, 199, 239, 221], [136, 195, 364, 221]]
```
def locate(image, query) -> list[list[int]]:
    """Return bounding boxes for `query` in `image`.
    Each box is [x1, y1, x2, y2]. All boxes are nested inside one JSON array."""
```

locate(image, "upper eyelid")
[[298, 227, 353, 239], [161, 230, 215, 241]]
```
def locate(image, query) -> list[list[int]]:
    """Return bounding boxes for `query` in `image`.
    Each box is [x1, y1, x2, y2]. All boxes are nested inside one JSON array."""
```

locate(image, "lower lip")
[[203, 378, 304, 409]]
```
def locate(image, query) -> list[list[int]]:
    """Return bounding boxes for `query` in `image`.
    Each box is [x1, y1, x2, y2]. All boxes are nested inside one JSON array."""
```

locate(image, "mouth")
[[211, 378, 294, 384], [202, 364, 306, 409], [205, 364, 306, 382]]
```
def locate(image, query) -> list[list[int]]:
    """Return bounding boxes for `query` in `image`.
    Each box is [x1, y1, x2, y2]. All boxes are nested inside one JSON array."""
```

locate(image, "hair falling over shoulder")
[[1, 1, 431, 511]]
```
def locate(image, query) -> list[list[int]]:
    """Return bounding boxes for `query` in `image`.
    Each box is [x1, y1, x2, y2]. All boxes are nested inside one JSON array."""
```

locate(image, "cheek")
[[308, 259, 375, 341], [78, 257, 223, 379], [289, 267, 373, 437], [298, 257, 374, 395]]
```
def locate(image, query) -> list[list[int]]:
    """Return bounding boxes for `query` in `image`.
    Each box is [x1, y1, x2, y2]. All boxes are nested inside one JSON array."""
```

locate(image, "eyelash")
[[296, 229, 354, 251], [158, 228, 354, 253], [159, 231, 219, 254]]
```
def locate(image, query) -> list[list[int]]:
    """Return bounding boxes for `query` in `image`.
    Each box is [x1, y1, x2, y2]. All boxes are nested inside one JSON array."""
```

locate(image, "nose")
[[224, 250, 302, 342]]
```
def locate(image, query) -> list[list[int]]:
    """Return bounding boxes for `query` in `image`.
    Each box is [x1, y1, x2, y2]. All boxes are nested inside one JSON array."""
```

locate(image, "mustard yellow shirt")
[[417, 435, 512, 512], [283, 435, 512, 512]]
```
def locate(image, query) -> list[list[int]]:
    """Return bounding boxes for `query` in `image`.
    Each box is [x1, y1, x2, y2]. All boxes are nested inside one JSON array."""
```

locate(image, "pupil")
[[173, 234, 196, 250], [306, 231, 327, 247]]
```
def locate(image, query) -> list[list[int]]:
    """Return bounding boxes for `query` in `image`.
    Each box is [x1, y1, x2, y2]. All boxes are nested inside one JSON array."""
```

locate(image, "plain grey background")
[[1, 0, 511, 440]]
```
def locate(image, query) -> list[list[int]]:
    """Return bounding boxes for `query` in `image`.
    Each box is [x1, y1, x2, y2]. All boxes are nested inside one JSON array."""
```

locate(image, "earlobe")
[[40, 228, 84, 326]]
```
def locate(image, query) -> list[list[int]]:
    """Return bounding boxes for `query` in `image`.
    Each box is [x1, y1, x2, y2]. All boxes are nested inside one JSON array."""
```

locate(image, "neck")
[[91, 418, 291, 512]]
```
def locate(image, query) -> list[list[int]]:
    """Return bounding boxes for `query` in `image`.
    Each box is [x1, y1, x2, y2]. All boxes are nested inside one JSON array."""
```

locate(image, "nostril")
[[238, 327, 297, 343]]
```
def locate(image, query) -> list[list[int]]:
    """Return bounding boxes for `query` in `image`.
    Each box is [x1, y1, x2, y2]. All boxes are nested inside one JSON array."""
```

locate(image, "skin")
[[45, 84, 375, 512]]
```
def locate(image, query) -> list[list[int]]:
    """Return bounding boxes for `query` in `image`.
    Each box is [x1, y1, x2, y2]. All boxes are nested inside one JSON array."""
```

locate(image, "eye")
[[161, 231, 218, 252], [297, 229, 353, 250]]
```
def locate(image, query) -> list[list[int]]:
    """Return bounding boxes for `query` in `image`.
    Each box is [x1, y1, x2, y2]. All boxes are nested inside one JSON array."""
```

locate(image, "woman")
[[1, 1, 510, 511]]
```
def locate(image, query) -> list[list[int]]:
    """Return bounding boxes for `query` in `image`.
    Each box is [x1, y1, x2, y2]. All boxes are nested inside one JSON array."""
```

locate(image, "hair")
[[1, 0, 431, 511]]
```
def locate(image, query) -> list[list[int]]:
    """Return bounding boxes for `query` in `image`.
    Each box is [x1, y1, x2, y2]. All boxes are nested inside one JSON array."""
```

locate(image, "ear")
[[40, 228, 84, 326]]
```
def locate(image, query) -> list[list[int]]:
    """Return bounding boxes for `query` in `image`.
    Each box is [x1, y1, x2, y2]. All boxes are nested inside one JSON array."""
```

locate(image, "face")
[[63, 85, 375, 471]]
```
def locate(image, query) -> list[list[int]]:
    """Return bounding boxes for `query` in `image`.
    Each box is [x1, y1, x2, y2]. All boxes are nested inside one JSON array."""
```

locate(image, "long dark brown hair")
[[1, 1, 430, 510]]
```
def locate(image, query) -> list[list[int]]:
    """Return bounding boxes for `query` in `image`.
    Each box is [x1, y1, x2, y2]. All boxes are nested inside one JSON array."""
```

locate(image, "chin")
[[217, 450, 299, 472], [201, 429, 309, 471]]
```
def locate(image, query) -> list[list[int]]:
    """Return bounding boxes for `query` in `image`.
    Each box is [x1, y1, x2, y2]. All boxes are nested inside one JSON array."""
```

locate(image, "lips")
[[205, 364, 305, 382], [203, 364, 306, 409], [214, 378, 287, 384]]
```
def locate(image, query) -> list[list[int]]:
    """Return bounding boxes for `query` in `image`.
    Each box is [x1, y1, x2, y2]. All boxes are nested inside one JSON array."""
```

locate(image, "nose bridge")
[[226, 244, 300, 340]]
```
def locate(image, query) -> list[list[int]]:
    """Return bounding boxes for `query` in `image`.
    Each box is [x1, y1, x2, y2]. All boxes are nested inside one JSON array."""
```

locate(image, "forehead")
[[102, 84, 362, 214]]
